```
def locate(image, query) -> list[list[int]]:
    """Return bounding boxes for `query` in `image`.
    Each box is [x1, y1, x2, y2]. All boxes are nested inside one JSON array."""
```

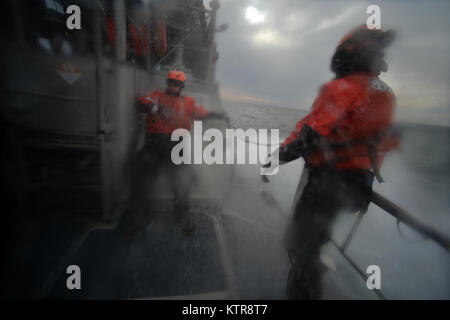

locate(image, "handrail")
[[371, 191, 450, 252], [263, 168, 450, 252], [329, 191, 450, 299]]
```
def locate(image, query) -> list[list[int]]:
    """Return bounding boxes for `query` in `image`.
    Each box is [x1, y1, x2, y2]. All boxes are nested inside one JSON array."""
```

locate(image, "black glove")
[[262, 161, 272, 168], [135, 99, 156, 114], [279, 124, 322, 162]]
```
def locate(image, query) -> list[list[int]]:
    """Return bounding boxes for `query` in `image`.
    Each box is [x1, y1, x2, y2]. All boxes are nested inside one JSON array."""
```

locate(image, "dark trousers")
[[285, 166, 374, 299], [128, 133, 193, 230]]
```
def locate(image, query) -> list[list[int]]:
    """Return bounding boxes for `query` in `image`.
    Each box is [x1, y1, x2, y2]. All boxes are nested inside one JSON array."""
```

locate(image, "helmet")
[[337, 25, 396, 51], [167, 70, 186, 85], [331, 25, 396, 77]]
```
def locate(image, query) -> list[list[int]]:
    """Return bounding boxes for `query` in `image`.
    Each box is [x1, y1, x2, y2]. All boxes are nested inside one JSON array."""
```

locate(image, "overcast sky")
[[212, 0, 450, 126]]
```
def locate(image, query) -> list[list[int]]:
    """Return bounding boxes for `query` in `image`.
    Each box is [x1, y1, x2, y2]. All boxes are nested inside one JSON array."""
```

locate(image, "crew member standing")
[[266, 26, 400, 299], [134, 70, 226, 234]]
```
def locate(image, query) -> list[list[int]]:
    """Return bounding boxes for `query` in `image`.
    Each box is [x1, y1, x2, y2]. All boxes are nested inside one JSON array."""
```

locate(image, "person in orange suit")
[[265, 26, 400, 299]]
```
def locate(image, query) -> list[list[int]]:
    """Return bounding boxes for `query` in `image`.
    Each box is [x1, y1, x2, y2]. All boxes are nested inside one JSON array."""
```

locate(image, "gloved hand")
[[279, 124, 322, 161], [262, 161, 272, 168], [261, 149, 275, 168], [136, 96, 157, 113], [260, 147, 284, 176], [260, 149, 279, 183]]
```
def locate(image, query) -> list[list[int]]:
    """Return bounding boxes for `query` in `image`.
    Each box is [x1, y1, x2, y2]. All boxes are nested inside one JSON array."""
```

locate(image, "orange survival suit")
[[137, 89, 209, 135], [132, 71, 221, 236], [280, 72, 399, 181], [281, 26, 400, 300]]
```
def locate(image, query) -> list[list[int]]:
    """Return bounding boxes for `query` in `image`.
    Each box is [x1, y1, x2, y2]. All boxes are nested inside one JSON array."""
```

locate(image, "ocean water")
[[222, 99, 450, 299]]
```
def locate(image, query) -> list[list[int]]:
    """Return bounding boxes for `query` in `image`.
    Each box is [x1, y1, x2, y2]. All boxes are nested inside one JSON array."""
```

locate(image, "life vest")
[[128, 23, 149, 57], [105, 16, 116, 47], [153, 18, 167, 57], [106, 17, 149, 57], [138, 90, 209, 134], [282, 73, 399, 181]]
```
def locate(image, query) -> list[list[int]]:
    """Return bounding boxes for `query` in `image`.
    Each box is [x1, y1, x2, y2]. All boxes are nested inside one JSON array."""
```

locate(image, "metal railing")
[[329, 190, 450, 299], [370, 191, 450, 252], [261, 159, 450, 299]]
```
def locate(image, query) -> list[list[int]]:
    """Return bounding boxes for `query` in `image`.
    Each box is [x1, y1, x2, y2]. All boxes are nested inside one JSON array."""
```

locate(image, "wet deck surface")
[[1, 159, 381, 300], [42, 163, 292, 299], [46, 211, 226, 299], [0, 140, 378, 300]]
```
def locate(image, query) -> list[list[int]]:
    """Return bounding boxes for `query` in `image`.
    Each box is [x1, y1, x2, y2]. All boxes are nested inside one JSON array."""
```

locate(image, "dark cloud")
[[214, 0, 450, 126]]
